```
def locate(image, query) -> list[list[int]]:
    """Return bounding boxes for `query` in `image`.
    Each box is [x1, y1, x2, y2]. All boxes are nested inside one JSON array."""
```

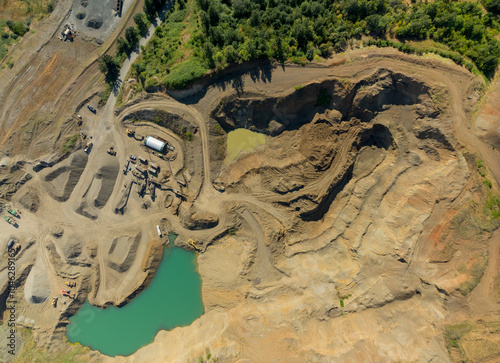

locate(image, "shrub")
[[9, 21, 28, 36]]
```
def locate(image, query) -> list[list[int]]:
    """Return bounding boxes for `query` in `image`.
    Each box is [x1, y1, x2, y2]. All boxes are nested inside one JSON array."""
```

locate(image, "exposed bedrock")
[[179, 204, 219, 230], [212, 68, 438, 136]]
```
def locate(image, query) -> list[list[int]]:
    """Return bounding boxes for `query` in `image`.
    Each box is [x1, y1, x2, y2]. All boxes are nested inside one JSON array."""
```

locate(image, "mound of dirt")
[[24, 260, 51, 304], [74, 200, 98, 220], [106, 232, 142, 273], [44, 151, 88, 202], [17, 188, 40, 212], [180, 206, 219, 230], [50, 226, 64, 239], [93, 157, 120, 208], [86, 17, 103, 29]]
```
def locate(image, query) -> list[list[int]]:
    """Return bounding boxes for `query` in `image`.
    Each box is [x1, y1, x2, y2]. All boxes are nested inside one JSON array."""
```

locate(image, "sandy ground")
[[0, 3, 499, 361]]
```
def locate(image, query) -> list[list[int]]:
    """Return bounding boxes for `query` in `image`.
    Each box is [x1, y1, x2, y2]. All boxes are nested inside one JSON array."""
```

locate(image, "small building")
[[144, 136, 167, 154]]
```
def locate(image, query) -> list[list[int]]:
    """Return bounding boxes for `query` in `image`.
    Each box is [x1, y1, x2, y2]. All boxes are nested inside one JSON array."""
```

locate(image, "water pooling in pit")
[[66, 246, 203, 357], [225, 128, 266, 164]]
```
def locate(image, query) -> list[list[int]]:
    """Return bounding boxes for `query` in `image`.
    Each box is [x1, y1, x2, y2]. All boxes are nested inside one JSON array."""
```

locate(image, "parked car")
[[130, 155, 136, 160], [87, 104, 96, 113]]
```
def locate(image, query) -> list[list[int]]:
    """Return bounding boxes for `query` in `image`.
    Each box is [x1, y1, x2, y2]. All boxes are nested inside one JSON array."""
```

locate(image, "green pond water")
[[225, 128, 266, 164], [66, 246, 203, 357]]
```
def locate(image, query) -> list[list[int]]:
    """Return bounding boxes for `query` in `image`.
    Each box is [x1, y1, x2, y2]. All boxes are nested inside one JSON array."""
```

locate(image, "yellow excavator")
[[188, 239, 201, 251]]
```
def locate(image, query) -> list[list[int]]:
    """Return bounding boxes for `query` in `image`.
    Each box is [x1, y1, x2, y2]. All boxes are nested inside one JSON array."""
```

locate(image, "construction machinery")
[[61, 289, 74, 298], [52, 297, 58, 308], [8, 209, 19, 218], [188, 239, 201, 251], [4, 216, 17, 227], [107, 147, 116, 156], [213, 184, 225, 193], [66, 282, 76, 288], [84, 142, 93, 153], [126, 129, 135, 136], [10, 243, 21, 255]]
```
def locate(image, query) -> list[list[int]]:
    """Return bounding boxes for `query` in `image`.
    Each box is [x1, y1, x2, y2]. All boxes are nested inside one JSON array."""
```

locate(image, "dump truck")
[[8, 209, 19, 218], [213, 184, 225, 193], [84, 142, 93, 153], [10, 243, 21, 255], [4, 216, 17, 227]]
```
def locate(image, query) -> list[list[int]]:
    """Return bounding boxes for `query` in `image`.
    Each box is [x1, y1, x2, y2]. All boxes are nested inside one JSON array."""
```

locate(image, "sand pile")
[[44, 151, 88, 202], [93, 157, 120, 208], [24, 259, 51, 304], [106, 232, 141, 273]]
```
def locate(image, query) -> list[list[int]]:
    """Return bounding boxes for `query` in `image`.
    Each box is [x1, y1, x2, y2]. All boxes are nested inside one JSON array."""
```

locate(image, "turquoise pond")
[[66, 245, 203, 357]]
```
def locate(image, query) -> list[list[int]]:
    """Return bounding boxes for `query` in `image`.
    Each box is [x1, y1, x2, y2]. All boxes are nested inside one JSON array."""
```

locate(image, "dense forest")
[[99, 0, 500, 91]]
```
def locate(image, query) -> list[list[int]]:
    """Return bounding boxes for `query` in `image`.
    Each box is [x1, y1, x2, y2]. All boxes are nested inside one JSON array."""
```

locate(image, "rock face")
[[2, 53, 497, 363], [109, 60, 490, 363]]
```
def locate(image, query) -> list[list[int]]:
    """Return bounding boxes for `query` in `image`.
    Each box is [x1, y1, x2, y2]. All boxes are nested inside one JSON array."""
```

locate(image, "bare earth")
[[0, 4, 500, 363]]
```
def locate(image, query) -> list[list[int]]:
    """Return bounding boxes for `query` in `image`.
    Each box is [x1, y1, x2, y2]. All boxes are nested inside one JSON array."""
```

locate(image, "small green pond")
[[66, 246, 203, 357], [225, 128, 266, 164]]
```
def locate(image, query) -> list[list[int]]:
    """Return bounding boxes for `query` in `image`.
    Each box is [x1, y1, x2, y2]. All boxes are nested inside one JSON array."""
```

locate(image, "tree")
[[134, 13, 149, 35], [98, 55, 120, 82], [125, 27, 139, 48], [117, 37, 130, 55], [144, 0, 158, 20]]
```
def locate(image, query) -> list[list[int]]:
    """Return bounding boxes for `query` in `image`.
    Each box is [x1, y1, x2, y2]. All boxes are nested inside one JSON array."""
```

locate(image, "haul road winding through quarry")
[[0, 2, 500, 362]]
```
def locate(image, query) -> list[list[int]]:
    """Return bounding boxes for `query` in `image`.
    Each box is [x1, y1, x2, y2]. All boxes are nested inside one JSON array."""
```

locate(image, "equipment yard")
[[0, 1, 500, 363]]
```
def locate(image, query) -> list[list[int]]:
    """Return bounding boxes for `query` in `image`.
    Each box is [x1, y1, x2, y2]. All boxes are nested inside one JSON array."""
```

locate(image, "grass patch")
[[163, 58, 208, 90], [445, 322, 474, 354], [98, 82, 113, 107], [458, 254, 489, 295], [62, 135, 78, 154], [13, 328, 89, 363], [181, 126, 194, 141], [444, 320, 500, 362]]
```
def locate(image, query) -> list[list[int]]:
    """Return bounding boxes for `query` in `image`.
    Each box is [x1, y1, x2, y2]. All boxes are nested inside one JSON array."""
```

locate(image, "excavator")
[[188, 239, 201, 252], [66, 282, 76, 288], [52, 297, 58, 308], [61, 289, 73, 298], [4, 216, 17, 227]]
